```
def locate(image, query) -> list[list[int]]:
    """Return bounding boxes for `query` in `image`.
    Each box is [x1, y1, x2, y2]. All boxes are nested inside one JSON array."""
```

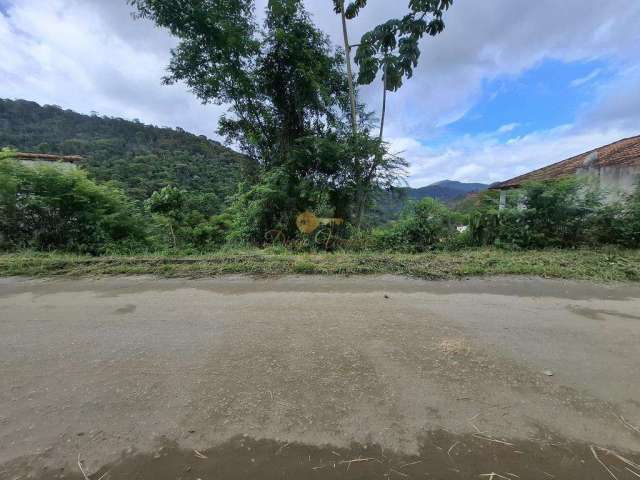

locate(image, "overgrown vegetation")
[[1, 155, 638, 256], [0, 98, 254, 204], [467, 179, 640, 250], [0, 157, 146, 253], [1, 1, 638, 275], [372, 197, 465, 252]]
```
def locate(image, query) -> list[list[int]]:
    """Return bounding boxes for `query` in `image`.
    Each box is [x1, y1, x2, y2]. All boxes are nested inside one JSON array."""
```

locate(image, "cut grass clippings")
[[1, 248, 639, 282]]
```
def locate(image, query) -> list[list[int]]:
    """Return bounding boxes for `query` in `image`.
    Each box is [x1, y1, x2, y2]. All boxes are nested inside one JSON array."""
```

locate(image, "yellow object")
[[322, 217, 344, 226], [296, 211, 344, 234], [296, 211, 320, 234]]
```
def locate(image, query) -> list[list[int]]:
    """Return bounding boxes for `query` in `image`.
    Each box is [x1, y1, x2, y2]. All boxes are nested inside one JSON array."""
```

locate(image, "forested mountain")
[[368, 180, 488, 224], [0, 99, 487, 225], [0, 99, 254, 209], [407, 180, 489, 203]]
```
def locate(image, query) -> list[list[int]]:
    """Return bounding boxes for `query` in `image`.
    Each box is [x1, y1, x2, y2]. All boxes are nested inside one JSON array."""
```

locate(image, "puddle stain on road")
[[6, 431, 640, 480], [568, 305, 640, 321], [113, 304, 137, 315]]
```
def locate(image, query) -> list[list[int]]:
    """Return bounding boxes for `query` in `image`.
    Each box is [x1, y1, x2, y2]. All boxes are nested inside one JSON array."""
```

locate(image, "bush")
[[0, 159, 145, 253], [617, 182, 640, 247], [144, 186, 231, 250], [373, 198, 463, 252], [225, 168, 300, 246], [469, 208, 532, 249], [468, 178, 639, 249], [186, 213, 232, 249]]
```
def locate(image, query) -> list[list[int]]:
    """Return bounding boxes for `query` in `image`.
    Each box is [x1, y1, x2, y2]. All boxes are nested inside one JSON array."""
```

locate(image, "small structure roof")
[[493, 135, 640, 190], [11, 152, 84, 164]]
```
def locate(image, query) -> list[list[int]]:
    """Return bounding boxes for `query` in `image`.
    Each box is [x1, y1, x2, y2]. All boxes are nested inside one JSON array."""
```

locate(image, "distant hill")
[[406, 180, 489, 203], [369, 180, 488, 225], [0, 99, 487, 222], [0, 99, 254, 212]]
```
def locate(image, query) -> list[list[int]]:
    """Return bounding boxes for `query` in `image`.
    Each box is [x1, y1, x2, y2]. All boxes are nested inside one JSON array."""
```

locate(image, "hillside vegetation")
[[370, 180, 488, 224], [1, 99, 486, 224], [0, 99, 254, 207], [0, 0, 638, 270]]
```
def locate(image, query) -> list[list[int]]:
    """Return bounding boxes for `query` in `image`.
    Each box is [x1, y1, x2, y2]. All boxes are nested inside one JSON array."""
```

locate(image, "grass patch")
[[1, 248, 639, 282]]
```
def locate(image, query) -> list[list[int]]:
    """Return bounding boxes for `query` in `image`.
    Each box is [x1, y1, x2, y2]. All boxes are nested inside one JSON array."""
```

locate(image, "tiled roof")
[[493, 135, 640, 189], [13, 152, 84, 163]]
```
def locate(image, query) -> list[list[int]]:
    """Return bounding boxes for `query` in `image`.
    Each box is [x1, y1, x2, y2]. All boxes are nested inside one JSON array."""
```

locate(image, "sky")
[[1, 0, 639, 187]]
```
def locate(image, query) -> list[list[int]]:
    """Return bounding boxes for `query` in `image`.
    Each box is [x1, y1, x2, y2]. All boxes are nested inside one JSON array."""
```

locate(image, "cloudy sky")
[[1, 0, 639, 187]]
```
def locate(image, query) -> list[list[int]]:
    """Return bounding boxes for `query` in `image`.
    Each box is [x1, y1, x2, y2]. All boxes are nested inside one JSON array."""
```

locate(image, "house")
[[11, 152, 83, 169], [492, 135, 640, 207]]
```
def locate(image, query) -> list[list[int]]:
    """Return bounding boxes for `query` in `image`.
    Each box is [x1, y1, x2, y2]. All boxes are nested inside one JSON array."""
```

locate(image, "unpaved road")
[[1, 275, 639, 480]]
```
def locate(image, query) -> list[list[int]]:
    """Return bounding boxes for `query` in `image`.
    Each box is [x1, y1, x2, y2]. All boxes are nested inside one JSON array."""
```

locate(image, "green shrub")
[[373, 198, 463, 252], [225, 168, 300, 246], [618, 182, 640, 247], [0, 148, 17, 160], [0, 159, 145, 253], [468, 208, 533, 249], [144, 186, 231, 250], [340, 225, 374, 252], [187, 213, 232, 249], [468, 178, 637, 249], [521, 179, 604, 247]]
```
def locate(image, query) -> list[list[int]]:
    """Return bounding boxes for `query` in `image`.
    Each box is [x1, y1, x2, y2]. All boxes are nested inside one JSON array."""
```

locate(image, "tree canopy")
[[131, 0, 350, 167], [130, 0, 408, 238], [345, 0, 454, 91]]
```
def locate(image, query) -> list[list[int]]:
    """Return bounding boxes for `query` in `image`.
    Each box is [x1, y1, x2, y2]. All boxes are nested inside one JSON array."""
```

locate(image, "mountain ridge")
[[407, 180, 489, 203], [1, 98, 487, 223], [0, 98, 254, 209]]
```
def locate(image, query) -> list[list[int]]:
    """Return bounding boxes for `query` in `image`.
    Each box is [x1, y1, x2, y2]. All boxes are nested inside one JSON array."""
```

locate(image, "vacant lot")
[[1, 275, 639, 479]]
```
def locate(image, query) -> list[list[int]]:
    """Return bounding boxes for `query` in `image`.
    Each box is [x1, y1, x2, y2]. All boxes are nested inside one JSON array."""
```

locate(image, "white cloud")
[[0, 0, 224, 138], [570, 69, 602, 88], [317, 0, 640, 139], [0, 0, 639, 187], [497, 123, 520, 134], [402, 122, 638, 187], [579, 65, 640, 131]]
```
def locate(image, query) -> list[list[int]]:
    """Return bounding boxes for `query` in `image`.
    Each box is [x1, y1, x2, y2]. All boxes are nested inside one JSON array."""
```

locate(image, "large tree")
[[131, 0, 348, 165], [130, 0, 408, 240]]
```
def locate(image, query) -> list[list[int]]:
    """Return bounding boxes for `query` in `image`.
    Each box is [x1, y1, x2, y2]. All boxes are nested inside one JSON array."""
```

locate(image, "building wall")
[[18, 159, 78, 171], [498, 164, 639, 209], [577, 165, 640, 202]]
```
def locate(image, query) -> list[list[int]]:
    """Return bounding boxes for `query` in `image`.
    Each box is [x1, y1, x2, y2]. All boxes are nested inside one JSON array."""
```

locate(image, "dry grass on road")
[[1, 248, 639, 281]]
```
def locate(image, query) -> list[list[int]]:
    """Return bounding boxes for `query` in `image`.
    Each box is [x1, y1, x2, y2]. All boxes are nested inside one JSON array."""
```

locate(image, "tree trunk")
[[354, 57, 390, 228], [169, 222, 177, 248], [340, 1, 358, 135], [379, 57, 388, 142], [355, 186, 368, 228]]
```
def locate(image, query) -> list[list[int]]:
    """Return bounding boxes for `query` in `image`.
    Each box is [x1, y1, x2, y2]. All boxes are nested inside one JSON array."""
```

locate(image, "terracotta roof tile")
[[493, 135, 640, 189]]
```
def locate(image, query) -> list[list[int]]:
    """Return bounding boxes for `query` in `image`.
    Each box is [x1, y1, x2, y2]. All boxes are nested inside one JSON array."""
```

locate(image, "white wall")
[[577, 165, 640, 202], [18, 160, 78, 171]]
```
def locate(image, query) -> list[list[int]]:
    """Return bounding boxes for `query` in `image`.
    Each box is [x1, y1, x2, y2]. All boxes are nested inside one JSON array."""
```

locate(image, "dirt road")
[[1, 275, 639, 479]]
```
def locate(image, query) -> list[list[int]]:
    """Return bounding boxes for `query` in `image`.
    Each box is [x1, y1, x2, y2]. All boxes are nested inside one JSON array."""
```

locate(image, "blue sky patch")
[[446, 58, 615, 139]]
